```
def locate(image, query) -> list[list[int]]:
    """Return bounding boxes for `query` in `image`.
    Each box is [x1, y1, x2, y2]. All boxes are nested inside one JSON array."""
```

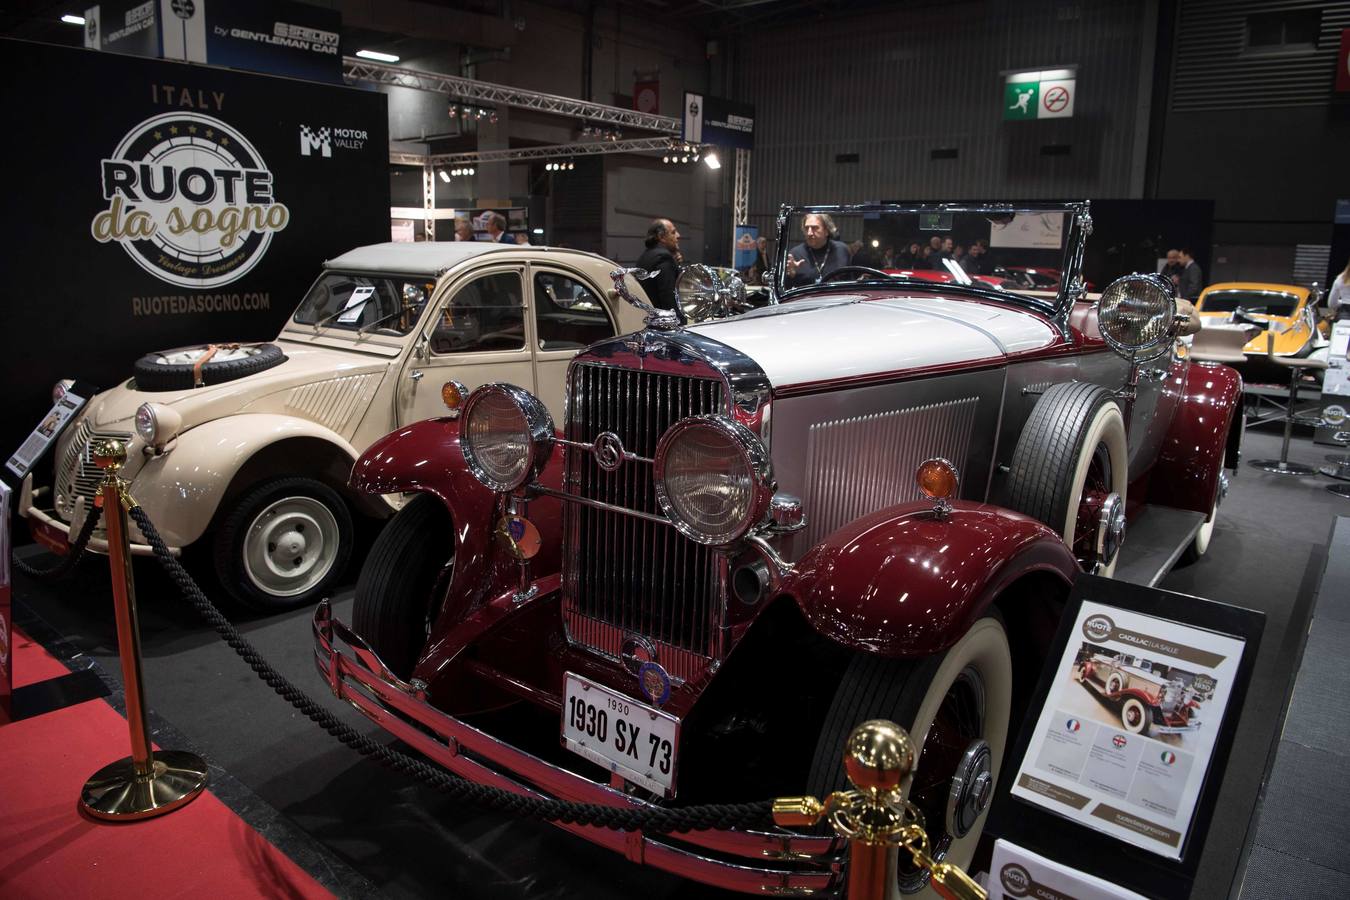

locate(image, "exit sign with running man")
[[1004, 68, 1076, 120]]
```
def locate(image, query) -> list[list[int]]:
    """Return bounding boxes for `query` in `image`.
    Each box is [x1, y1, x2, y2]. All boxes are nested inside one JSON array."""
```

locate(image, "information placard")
[[1010, 601, 1244, 859], [990, 840, 1147, 900], [5, 386, 92, 483]]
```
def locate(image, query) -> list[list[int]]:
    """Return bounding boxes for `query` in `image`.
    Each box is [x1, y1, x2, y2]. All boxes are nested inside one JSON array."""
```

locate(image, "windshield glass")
[[777, 207, 1075, 302], [1199, 290, 1300, 316], [291, 272, 435, 336]]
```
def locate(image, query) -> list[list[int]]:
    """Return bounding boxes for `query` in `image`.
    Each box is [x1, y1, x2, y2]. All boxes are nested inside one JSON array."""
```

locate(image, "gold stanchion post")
[[773, 719, 988, 900], [80, 438, 208, 820]]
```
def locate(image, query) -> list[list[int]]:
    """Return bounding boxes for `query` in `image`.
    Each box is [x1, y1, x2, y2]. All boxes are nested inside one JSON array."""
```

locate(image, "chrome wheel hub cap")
[[945, 739, 993, 839], [1095, 492, 1126, 570], [242, 496, 339, 597]]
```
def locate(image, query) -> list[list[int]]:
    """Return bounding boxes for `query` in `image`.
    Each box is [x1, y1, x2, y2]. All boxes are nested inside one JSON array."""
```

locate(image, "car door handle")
[[409, 370, 424, 382]]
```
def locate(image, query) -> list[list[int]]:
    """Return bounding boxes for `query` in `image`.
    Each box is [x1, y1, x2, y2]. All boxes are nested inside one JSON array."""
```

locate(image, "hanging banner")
[[733, 225, 759, 270], [84, 0, 341, 83], [2, 38, 388, 464], [633, 79, 660, 114], [682, 92, 755, 150]]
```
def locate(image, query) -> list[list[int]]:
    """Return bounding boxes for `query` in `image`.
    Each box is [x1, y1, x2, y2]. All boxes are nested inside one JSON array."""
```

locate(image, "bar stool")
[[1249, 332, 1328, 475]]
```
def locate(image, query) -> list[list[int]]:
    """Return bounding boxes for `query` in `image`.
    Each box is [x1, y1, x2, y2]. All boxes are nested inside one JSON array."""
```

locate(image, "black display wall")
[[0, 38, 390, 466]]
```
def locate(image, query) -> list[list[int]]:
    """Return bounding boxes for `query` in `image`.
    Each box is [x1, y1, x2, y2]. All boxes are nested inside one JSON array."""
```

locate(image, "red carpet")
[[0, 627, 333, 900]]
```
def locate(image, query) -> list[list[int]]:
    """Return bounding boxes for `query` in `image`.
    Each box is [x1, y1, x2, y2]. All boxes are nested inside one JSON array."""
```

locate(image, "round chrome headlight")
[[135, 402, 181, 447], [654, 415, 773, 546], [677, 265, 747, 323], [460, 384, 554, 492], [1097, 273, 1179, 362]]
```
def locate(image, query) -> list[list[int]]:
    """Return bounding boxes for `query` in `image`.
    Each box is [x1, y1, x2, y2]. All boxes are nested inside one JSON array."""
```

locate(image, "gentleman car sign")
[[92, 111, 290, 289]]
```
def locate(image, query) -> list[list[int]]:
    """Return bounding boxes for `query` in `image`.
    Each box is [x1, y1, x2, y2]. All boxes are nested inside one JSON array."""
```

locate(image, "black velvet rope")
[[12, 501, 105, 580], [128, 504, 773, 835]]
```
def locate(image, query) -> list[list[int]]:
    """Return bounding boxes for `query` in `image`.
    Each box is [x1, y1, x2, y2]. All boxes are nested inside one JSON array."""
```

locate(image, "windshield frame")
[[771, 201, 1091, 328], [1198, 288, 1303, 317], [289, 269, 441, 340]]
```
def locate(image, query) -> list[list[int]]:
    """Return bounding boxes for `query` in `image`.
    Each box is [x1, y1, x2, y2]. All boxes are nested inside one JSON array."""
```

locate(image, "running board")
[[1112, 505, 1207, 587]]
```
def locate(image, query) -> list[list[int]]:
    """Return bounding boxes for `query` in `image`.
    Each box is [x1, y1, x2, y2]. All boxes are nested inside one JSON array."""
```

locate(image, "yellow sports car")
[[1195, 282, 1326, 370]]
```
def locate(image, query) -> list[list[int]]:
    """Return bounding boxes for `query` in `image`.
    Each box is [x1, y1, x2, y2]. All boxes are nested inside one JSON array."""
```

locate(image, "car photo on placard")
[[1066, 643, 1217, 751]]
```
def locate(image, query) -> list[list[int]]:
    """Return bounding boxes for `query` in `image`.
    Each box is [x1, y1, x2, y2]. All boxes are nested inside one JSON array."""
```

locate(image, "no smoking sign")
[[1039, 79, 1075, 118]]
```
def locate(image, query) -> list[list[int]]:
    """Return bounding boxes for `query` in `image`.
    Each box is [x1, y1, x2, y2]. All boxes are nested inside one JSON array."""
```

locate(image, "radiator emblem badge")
[[593, 431, 625, 472], [639, 662, 671, 707], [620, 634, 657, 675]]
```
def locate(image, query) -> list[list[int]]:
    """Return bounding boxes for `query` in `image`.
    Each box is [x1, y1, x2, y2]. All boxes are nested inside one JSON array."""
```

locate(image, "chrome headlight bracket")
[[653, 414, 774, 547]]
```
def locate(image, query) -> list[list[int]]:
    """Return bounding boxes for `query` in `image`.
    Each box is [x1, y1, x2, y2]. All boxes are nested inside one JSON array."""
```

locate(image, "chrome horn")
[[609, 268, 683, 331]]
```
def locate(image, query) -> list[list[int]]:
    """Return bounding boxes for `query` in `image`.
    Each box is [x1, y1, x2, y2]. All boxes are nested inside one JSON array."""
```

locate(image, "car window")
[[1199, 290, 1299, 316], [533, 272, 614, 350], [430, 272, 525, 355], [293, 273, 433, 335]]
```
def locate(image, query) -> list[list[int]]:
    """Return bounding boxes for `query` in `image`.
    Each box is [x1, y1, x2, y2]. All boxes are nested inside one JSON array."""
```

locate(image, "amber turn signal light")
[[441, 379, 469, 418], [916, 457, 959, 500]]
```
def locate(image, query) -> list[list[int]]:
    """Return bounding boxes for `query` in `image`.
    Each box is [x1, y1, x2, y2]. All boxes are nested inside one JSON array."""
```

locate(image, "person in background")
[[784, 213, 850, 286], [882, 246, 895, 268], [1161, 249, 1182, 288], [1328, 257, 1350, 319], [926, 235, 943, 263], [964, 240, 991, 275], [635, 218, 682, 311], [848, 240, 864, 262], [484, 211, 513, 243], [453, 218, 474, 242], [514, 233, 530, 245], [953, 244, 968, 267], [1177, 247, 1204, 301], [940, 236, 955, 260], [898, 241, 920, 267], [749, 236, 769, 285]]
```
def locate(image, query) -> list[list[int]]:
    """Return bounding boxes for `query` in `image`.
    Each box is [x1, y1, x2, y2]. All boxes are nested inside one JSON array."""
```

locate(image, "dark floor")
[[10, 426, 1350, 899]]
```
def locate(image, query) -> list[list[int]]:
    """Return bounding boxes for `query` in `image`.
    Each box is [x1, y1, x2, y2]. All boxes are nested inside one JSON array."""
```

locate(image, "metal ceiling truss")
[[343, 58, 681, 134], [422, 137, 676, 166]]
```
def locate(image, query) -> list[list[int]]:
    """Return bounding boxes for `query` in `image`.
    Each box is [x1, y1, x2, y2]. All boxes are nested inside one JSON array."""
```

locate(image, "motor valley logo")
[[998, 863, 1032, 897], [1083, 614, 1114, 642], [92, 111, 289, 289], [300, 124, 369, 157]]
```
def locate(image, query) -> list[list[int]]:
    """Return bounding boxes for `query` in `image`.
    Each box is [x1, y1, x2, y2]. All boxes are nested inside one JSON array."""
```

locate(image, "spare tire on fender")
[[133, 342, 286, 392]]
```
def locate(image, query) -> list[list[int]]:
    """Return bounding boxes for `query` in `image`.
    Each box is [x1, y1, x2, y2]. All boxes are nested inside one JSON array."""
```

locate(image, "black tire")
[[352, 494, 454, 679], [807, 616, 1012, 896], [134, 342, 286, 391], [213, 476, 353, 612], [1005, 381, 1128, 576]]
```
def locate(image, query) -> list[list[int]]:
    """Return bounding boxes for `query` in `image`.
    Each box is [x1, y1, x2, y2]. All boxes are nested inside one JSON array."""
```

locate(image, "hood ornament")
[[609, 268, 683, 331]]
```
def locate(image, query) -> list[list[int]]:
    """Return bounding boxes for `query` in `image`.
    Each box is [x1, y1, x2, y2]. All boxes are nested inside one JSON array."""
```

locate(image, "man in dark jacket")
[[635, 218, 682, 311], [784, 213, 850, 287], [1177, 247, 1204, 301]]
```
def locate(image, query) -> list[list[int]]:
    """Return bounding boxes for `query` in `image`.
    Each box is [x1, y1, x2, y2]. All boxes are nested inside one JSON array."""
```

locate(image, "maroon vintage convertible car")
[[313, 202, 1241, 895]]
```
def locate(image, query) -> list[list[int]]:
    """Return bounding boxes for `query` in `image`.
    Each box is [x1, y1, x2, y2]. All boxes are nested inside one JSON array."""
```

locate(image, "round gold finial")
[[90, 438, 128, 472], [844, 719, 914, 794]]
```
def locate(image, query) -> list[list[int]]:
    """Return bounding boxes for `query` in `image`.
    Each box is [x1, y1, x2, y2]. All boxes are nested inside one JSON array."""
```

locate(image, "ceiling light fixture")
[[438, 170, 450, 183], [355, 49, 400, 63], [703, 151, 721, 170], [61, 14, 85, 25]]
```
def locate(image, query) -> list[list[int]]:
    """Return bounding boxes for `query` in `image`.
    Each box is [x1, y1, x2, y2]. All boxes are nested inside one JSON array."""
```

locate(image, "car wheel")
[[806, 616, 1012, 897], [1106, 673, 1126, 694], [352, 494, 455, 679], [213, 477, 353, 612], [1120, 697, 1151, 735], [1179, 494, 1219, 565], [1006, 382, 1128, 577], [134, 342, 286, 392]]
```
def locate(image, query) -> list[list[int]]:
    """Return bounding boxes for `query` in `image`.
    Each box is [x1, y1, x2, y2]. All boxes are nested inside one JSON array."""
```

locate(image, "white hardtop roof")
[[323, 242, 616, 277]]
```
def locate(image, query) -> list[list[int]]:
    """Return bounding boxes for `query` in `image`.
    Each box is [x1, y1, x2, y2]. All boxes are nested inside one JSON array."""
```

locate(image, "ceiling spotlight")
[[488, 112, 498, 124], [663, 154, 669, 163], [468, 167, 475, 175], [438, 170, 450, 183], [61, 14, 85, 25], [355, 49, 400, 63], [703, 151, 721, 170], [871, 239, 880, 248], [693, 151, 700, 162], [681, 155, 689, 164]]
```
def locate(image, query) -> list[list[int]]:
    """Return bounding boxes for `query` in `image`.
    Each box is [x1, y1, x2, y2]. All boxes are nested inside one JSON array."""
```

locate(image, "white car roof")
[[323, 241, 515, 276]]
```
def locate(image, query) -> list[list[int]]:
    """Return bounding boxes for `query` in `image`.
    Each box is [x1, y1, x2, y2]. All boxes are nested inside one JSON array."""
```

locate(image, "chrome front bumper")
[[311, 600, 842, 896]]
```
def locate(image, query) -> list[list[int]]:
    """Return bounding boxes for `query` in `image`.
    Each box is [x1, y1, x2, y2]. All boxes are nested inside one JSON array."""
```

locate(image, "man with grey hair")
[[784, 213, 850, 287], [635, 218, 682, 312], [484, 211, 512, 243]]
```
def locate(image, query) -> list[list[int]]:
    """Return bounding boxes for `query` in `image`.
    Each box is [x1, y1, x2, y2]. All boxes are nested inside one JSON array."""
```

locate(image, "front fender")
[[351, 418, 564, 593], [1147, 361, 1243, 515], [131, 413, 358, 547], [783, 500, 1078, 657]]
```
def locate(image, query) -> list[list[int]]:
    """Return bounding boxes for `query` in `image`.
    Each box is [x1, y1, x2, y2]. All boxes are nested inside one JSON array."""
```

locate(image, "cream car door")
[[529, 266, 620, 418], [397, 266, 536, 427]]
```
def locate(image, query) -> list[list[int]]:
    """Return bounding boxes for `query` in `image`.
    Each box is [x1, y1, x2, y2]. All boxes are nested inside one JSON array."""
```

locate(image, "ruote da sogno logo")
[[92, 111, 290, 288]]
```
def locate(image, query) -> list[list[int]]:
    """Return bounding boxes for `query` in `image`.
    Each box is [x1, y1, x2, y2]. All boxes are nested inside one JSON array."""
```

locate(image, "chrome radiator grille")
[[54, 420, 133, 521], [562, 362, 726, 681]]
